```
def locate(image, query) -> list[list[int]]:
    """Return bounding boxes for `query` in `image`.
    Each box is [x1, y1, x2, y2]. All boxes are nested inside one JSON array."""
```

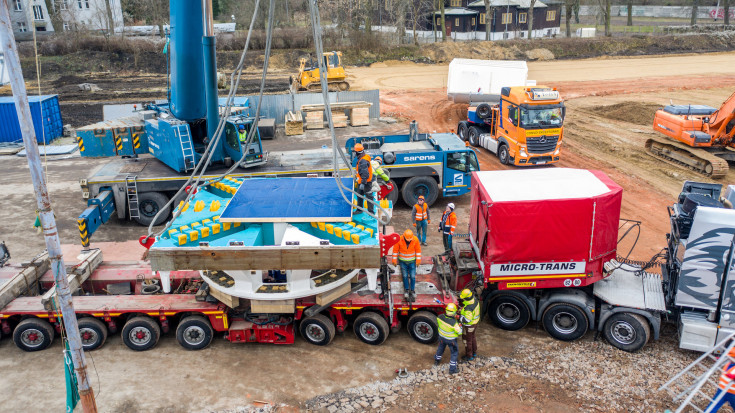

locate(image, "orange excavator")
[[647, 92, 735, 178]]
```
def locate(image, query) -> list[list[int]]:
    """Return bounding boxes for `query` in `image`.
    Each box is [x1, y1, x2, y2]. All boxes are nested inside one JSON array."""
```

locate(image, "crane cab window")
[[225, 123, 240, 151], [447, 151, 480, 172]]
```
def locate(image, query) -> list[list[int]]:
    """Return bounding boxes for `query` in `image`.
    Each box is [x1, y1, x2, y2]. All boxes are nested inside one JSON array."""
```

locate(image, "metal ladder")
[[660, 332, 735, 412], [125, 175, 140, 220], [175, 124, 195, 171]]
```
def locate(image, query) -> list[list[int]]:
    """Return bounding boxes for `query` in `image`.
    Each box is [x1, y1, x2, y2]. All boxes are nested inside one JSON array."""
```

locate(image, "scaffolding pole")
[[0, 2, 98, 412]]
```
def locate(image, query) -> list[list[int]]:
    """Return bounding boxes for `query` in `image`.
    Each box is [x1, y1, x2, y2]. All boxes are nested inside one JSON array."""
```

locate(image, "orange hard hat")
[[418, 195, 425, 200], [354, 143, 364, 152], [403, 229, 414, 239]]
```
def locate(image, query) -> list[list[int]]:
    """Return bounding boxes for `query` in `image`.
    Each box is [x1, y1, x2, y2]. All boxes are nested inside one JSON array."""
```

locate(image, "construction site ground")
[[1, 52, 735, 412]]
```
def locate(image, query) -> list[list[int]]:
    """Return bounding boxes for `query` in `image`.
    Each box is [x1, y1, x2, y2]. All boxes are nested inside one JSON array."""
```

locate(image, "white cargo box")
[[576, 28, 596, 38], [447, 59, 528, 104]]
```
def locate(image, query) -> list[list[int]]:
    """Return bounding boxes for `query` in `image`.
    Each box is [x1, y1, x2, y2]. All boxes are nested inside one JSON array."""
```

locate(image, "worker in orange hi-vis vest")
[[439, 203, 457, 252], [392, 229, 421, 302], [412, 195, 430, 246], [706, 346, 735, 412]]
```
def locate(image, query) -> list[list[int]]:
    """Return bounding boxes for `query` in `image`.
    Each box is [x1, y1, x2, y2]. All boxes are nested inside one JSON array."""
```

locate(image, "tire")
[[541, 303, 588, 342], [353, 312, 390, 345], [457, 121, 469, 141], [299, 314, 336, 346], [401, 176, 439, 207], [385, 179, 400, 205], [13, 318, 54, 352], [134, 192, 170, 226], [476, 103, 492, 119], [487, 294, 531, 331], [121, 316, 161, 351], [407, 311, 439, 345], [468, 126, 480, 147], [78, 318, 108, 351], [603, 313, 650, 353], [176, 315, 214, 350], [498, 144, 510, 165]]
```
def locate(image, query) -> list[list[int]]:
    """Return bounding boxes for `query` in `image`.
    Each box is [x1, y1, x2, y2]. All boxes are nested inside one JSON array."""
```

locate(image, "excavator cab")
[[223, 116, 267, 168], [290, 51, 350, 93]]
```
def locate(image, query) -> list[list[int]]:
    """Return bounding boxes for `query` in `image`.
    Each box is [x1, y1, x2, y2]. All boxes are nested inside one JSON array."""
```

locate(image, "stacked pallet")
[[349, 107, 370, 126], [301, 101, 372, 130], [331, 110, 348, 128], [285, 111, 304, 136], [305, 110, 324, 130]]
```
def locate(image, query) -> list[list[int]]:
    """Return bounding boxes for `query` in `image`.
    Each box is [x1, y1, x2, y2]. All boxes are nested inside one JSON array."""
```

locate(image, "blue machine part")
[[220, 177, 355, 222], [145, 117, 198, 172], [169, 0, 206, 121], [152, 176, 387, 249], [77, 190, 115, 247], [0, 95, 63, 144], [76, 117, 148, 158]]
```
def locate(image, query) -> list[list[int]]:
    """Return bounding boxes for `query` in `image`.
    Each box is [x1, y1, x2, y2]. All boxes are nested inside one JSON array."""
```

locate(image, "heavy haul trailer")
[[457, 86, 565, 166], [346, 131, 480, 206], [78, 131, 478, 245], [441, 168, 735, 352], [0, 260, 451, 352]]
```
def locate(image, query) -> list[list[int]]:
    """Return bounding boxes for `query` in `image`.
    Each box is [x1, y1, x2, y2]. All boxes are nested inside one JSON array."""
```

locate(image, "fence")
[[568, 5, 735, 20]]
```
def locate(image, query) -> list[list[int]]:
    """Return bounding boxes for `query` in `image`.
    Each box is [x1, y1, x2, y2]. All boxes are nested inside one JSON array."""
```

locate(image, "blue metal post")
[[170, 0, 206, 121], [202, 0, 220, 144]]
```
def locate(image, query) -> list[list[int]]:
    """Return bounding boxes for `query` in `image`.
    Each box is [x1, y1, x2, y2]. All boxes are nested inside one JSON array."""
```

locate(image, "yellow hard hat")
[[460, 289, 473, 300], [403, 229, 414, 239], [446, 303, 457, 315]]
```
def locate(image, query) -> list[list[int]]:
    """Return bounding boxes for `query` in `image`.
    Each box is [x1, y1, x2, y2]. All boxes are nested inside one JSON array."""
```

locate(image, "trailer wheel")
[[603, 313, 650, 353], [407, 311, 439, 344], [134, 192, 170, 226], [122, 316, 161, 351], [353, 312, 389, 345], [468, 126, 481, 147], [457, 122, 469, 141], [78, 318, 108, 351], [401, 176, 439, 207], [176, 315, 214, 350], [385, 179, 400, 205], [542, 303, 588, 342], [498, 144, 510, 165], [487, 295, 530, 331], [299, 314, 336, 346], [13, 318, 54, 352]]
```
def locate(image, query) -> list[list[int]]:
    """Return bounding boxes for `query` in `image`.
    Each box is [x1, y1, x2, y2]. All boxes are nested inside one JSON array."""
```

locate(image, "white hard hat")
[[448, 203, 455, 210]]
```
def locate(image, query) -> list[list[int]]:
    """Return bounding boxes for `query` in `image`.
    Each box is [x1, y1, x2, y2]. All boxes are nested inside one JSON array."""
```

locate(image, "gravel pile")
[[305, 331, 704, 412]]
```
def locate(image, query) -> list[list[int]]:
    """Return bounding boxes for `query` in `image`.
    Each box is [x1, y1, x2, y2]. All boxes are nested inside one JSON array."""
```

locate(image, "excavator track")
[[644, 136, 729, 179], [304, 81, 350, 92]]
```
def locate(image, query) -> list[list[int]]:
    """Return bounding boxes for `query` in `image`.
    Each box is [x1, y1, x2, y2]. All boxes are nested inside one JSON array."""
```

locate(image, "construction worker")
[[370, 156, 390, 194], [354, 143, 374, 214], [439, 203, 458, 252], [434, 303, 462, 375], [238, 124, 247, 144], [412, 195, 430, 246], [392, 229, 421, 302], [705, 346, 735, 412], [459, 289, 480, 362]]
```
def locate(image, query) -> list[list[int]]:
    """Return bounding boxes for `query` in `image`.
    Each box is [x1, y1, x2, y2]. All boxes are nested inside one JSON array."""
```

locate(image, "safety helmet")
[[446, 303, 458, 315], [238, 124, 245, 130], [447, 203, 455, 210], [354, 143, 364, 152], [403, 229, 414, 239], [418, 195, 425, 201], [374, 156, 383, 165], [460, 289, 473, 300]]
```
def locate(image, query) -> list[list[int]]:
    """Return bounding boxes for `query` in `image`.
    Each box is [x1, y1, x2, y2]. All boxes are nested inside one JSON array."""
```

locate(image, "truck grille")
[[527, 136, 559, 154]]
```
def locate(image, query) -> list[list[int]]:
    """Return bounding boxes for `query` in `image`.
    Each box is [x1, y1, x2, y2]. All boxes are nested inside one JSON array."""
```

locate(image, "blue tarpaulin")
[[220, 177, 354, 222]]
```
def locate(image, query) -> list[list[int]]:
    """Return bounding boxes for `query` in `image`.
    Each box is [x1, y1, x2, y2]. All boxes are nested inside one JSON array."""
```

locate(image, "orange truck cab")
[[457, 86, 565, 166]]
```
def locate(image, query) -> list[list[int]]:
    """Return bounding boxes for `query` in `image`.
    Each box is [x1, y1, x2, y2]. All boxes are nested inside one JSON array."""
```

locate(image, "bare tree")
[[565, 0, 573, 36], [627, 0, 632, 26], [484, 0, 492, 40], [44, 0, 64, 32], [725, 0, 730, 25], [573, 0, 579, 23], [597, 0, 611, 36], [691, 0, 698, 25], [527, 0, 536, 39], [440, 0, 446, 41]]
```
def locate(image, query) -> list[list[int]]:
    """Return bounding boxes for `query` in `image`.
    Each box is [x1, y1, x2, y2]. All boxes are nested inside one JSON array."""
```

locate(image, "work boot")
[[461, 355, 472, 363], [434, 359, 441, 366], [404, 291, 409, 300], [411, 290, 416, 302], [421, 241, 428, 246], [449, 369, 458, 375]]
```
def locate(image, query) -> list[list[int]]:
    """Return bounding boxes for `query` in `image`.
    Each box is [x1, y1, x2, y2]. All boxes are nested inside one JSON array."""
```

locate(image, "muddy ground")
[[1, 52, 735, 411]]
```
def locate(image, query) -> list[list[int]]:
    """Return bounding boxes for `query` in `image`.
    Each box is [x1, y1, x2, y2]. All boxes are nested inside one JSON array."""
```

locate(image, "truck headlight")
[[554, 149, 560, 155], [520, 147, 528, 157]]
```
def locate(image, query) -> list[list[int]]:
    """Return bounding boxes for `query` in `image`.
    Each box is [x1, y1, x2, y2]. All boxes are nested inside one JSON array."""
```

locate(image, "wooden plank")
[[0, 252, 49, 310], [209, 287, 240, 309], [250, 299, 295, 313], [42, 249, 103, 311], [149, 245, 381, 271], [349, 107, 370, 127], [285, 111, 304, 136], [316, 281, 351, 306], [301, 101, 372, 112]]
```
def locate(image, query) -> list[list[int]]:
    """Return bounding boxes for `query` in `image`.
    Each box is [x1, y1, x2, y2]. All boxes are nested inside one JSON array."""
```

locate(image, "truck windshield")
[[447, 151, 480, 172], [520, 107, 564, 129]]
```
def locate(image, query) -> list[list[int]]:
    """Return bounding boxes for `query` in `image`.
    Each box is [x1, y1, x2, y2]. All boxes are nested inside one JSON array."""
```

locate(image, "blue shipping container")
[[0, 95, 64, 144]]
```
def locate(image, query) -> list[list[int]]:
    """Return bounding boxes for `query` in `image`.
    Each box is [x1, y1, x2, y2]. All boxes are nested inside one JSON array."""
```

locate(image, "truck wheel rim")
[[183, 326, 206, 346], [139, 200, 159, 217], [305, 324, 325, 342], [552, 312, 578, 334], [414, 184, 430, 200], [80, 327, 99, 346], [360, 323, 380, 341], [413, 321, 434, 340], [129, 327, 151, 345], [500, 149, 508, 163], [611, 321, 635, 344], [21, 328, 45, 348], [497, 303, 521, 324]]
